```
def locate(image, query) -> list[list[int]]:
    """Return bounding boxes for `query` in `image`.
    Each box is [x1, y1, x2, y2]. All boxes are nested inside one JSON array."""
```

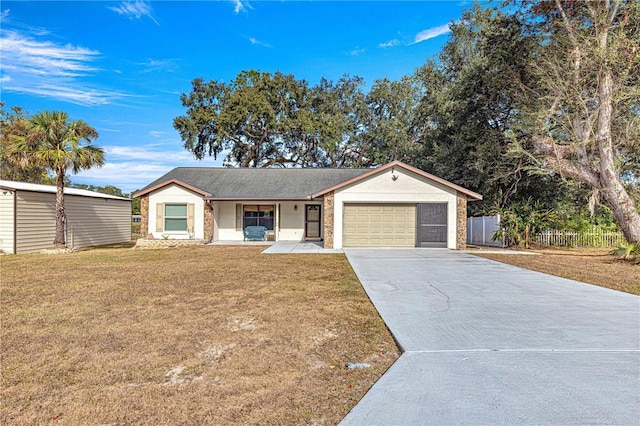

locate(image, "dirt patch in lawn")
[[474, 247, 639, 295], [1, 246, 399, 425]]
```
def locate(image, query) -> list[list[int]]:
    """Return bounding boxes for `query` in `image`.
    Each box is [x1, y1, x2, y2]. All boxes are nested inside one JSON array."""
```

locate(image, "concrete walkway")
[[341, 249, 640, 425], [262, 241, 343, 254]]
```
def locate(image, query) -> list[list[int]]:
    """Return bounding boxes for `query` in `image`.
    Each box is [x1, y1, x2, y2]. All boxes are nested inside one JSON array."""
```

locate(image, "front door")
[[305, 205, 321, 240], [417, 203, 448, 248]]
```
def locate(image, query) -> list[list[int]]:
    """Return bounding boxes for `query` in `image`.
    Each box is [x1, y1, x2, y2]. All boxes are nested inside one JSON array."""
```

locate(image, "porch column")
[[140, 195, 149, 238], [275, 203, 279, 242], [204, 202, 213, 242], [456, 192, 467, 250], [323, 192, 335, 249]]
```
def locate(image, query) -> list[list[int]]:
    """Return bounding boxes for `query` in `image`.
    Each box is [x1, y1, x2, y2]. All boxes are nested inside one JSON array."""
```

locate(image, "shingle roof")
[[136, 167, 373, 200], [0, 180, 130, 200], [134, 161, 483, 201]]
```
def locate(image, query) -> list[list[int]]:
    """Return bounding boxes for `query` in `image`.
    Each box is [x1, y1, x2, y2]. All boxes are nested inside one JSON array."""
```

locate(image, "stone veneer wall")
[[134, 238, 204, 249], [140, 195, 149, 237], [204, 202, 213, 242], [323, 192, 335, 249], [456, 192, 467, 250]]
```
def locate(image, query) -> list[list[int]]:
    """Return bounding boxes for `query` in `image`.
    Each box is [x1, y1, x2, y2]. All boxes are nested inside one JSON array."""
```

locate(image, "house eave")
[[204, 196, 319, 202], [133, 179, 211, 198]]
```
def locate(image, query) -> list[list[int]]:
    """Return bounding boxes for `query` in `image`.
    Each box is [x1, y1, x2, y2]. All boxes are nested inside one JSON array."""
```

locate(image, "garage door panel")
[[343, 204, 416, 247]]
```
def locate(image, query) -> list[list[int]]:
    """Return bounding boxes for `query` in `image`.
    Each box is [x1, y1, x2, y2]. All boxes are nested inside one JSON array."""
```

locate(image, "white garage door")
[[343, 204, 416, 247]]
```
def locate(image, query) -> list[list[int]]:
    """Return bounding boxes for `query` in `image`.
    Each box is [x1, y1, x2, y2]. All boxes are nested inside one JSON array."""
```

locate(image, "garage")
[[343, 203, 416, 247]]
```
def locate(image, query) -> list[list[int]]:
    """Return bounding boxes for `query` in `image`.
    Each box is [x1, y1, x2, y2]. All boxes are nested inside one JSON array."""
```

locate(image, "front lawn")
[[1, 246, 399, 425], [474, 247, 639, 295]]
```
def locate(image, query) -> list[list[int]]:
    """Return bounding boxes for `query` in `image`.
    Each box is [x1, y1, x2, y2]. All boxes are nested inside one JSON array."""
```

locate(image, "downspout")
[[276, 203, 280, 242], [13, 190, 17, 255]]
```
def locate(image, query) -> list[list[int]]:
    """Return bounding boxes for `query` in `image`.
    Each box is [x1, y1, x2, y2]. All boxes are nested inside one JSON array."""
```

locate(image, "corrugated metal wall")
[[65, 195, 131, 249], [15, 191, 56, 253], [14, 191, 131, 254]]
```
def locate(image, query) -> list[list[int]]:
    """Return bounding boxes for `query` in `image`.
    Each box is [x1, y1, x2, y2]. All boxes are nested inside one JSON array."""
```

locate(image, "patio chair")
[[243, 226, 268, 241]]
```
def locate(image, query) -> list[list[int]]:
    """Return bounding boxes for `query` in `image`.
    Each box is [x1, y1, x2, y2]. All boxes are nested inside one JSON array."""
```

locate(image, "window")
[[243, 205, 274, 230], [165, 204, 188, 231]]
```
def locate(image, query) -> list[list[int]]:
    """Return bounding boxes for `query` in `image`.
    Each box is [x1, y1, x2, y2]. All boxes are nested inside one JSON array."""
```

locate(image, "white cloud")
[[1, 9, 9, 21], [97, 127, 122, 133], [411, 23, 452, 44], [106, 145, 195, 163], [12, 85, 125, 106], [137, 58, 178, 73], [0, 29, 127, 106], [380, 23, 453, 49], [149, 130, 166, 138], [1, 30, 99, 75], [379, 39, 401, 48], [74, 146, 224, 193], [347, 47, 365, 56], [233, 0, 252, 14], [249, 37, 271, 48], [108, 1, 159, 25], [74, 162, 174, 193]]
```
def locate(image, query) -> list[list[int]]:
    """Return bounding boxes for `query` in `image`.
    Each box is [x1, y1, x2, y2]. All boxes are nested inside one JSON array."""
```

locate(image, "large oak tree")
[[512, 0, 640, 242]]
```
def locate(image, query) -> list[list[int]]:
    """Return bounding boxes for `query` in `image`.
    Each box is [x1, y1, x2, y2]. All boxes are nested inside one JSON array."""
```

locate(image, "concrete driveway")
[[341, 249, 639, 425]]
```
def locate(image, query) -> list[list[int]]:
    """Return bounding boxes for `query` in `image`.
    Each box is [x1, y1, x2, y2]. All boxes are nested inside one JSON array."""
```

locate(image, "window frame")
[[164, 203, 189, 232], [242, 205, 275, 230]]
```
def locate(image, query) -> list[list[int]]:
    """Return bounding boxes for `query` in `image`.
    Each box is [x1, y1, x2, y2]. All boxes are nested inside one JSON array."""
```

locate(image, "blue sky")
[[1, 1, 469, 194]]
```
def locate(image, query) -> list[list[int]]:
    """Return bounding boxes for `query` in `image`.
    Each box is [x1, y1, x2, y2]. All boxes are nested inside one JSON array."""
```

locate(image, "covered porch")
[[210, 200, 324, 243]]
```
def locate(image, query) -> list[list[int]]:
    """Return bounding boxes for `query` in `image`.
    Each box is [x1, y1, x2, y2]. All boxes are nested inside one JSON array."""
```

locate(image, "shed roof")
[[0, 180, 130, 201]]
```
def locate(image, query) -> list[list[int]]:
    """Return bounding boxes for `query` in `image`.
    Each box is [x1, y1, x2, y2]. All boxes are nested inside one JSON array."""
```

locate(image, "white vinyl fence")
[[467, 215, 503, 247], [534, 228, 626, 247]]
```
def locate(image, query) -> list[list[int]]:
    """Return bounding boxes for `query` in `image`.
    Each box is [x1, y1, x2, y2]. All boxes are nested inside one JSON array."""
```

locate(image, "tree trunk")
[[54, 168, 66, 248], [596, 70, 640, 243], [600, 179, 640, 243]]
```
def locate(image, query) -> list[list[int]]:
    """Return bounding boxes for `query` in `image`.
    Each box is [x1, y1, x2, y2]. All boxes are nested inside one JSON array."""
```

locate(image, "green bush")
[[613, 242, 640, 264], [492, 199, 556, 248]]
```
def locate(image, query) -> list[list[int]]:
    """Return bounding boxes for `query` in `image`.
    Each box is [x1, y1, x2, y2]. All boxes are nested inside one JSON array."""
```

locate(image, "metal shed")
[[0, 180, 132, 254]]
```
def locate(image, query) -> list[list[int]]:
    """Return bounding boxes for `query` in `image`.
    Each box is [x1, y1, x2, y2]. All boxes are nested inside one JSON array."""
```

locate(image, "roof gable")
[[310, 161, 482, 200], [133, 179, 211, 198]]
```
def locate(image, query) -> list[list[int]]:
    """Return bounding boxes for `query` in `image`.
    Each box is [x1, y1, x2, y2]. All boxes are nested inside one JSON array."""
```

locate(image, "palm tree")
[[15, 111, 104, 248]]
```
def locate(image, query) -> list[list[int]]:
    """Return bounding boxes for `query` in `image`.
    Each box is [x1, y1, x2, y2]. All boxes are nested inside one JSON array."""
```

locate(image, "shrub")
[[613, 242, 640, 264]]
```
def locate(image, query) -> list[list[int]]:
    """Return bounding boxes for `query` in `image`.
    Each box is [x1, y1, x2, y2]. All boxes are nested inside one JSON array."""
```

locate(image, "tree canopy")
[[9, 110, 104, 247], [508, 0, 640, 242], [174, 71, 426, 168], [169, 0, 636, 242], [0, 103, 54, 184]]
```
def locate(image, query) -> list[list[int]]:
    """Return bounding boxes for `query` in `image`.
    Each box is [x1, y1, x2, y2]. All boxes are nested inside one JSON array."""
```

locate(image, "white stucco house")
[[0, 180, 132, 254], [133, 161, 482, 249]]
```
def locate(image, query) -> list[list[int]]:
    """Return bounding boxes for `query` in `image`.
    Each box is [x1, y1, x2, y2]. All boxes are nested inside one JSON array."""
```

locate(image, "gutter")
[[203, 197, 312, 201]]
